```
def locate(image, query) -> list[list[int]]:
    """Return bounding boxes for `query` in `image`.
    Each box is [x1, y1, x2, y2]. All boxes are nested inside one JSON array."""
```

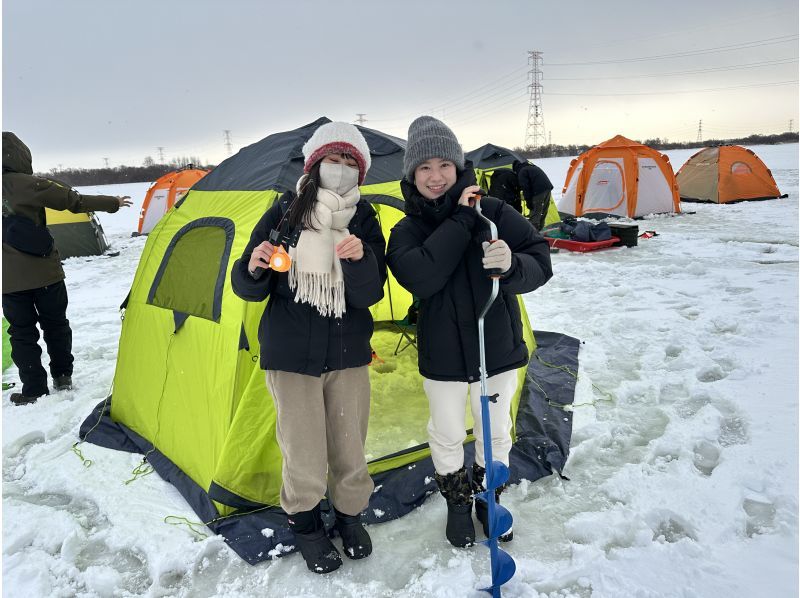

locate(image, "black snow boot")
[[333, 508, 372, 559], [435, 467, 475, 548], [9, 391, 47, 406], [472, 463, 513, 542], [53, 375, 72, 391], [287, 504, 342, 574]]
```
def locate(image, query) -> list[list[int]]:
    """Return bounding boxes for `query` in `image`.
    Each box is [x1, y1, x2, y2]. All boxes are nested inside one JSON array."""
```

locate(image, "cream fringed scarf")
[[288, 178, 360, 318]]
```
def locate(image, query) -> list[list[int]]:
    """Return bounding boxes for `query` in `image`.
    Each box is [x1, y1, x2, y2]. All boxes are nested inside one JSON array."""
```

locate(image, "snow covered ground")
[[3, 144, 798, 597]]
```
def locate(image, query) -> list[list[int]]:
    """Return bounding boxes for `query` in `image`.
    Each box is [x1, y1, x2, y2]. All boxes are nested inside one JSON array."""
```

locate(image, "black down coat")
[[386, 166, 553, 382], [231, 192, 386, 376]]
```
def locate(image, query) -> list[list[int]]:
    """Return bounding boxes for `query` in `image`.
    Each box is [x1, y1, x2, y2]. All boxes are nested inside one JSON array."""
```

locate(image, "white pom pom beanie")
[[302, 121, 372, 185]]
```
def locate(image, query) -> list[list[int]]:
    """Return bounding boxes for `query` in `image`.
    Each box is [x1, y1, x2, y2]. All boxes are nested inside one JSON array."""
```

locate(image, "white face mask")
[[319, 161, 359, 195]]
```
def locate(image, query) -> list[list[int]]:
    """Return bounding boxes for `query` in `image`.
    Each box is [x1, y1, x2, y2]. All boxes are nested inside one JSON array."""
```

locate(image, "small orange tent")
[[676, 145, 783, 204], [558, 135, 681, 219], [136, 166, 209, 235]]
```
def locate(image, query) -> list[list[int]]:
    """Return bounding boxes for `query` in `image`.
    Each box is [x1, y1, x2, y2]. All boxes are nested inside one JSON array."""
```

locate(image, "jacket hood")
[[3, 132, 33, 175], [400, 160, 477, 217]]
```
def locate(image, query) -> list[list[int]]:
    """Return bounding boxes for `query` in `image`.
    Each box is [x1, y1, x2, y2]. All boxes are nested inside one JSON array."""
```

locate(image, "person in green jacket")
[[2, 132, 131, 405]]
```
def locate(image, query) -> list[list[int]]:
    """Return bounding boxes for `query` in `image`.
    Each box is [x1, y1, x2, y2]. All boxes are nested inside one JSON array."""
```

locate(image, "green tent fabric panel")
[[368, 202, 413, 323], [155, 315, 240, 494], [2, 317, 11, 372], [111, 306, 175, 445], [211, 363, 283, 507], [111, 304, 241, 495], [365, 323, 430, 463], [149, 225, 229, 322], [230, 295, 268, 417], [511, 299, 537, 440], [49, 220, 107, 259], [360, 180, 412, 324], [543, 194, 561, 228]]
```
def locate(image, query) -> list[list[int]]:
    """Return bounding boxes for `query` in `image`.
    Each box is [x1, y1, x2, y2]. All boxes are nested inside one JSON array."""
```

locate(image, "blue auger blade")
[[491, 503, 514, 538], [479, 545, 517, 594], [476, 489, 492, 505], [486, 460, 509, 489], [492, 547, 516, 586]]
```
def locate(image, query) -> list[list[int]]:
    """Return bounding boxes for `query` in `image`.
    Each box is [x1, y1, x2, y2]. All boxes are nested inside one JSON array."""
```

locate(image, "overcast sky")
[[3, 0, 798, 172]]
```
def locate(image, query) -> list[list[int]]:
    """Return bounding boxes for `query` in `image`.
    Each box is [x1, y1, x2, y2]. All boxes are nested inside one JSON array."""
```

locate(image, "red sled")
[[545, 236, 620, 252]]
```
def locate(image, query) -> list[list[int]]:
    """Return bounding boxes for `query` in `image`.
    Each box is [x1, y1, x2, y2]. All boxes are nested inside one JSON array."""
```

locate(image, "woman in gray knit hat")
[[386, 116, 553, 548]]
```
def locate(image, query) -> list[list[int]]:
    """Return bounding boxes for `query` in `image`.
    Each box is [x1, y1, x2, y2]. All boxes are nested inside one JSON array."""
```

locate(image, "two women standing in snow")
[[386, 116, 553, 547], [231, 122, 386, 574]]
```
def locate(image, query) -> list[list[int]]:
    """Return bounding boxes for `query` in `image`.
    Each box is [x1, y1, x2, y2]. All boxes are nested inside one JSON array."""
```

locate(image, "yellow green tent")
[[80, 118, 575, 564]]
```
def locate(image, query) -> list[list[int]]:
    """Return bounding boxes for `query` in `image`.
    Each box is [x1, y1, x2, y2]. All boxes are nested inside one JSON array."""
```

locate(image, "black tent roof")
[[194, 117, 407, 193], [465, 143, 525, 171]]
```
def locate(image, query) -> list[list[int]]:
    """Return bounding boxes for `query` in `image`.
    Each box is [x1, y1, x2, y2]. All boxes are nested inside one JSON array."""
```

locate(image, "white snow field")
[[3, 144, 797, 597]]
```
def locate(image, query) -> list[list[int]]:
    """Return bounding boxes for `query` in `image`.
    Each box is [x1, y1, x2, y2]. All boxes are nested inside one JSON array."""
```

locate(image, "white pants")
[[423, 369, 518, 475]]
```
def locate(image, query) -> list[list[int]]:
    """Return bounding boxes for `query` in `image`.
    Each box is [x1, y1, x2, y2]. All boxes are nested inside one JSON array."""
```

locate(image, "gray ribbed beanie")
[[403, 116, 464, 180]]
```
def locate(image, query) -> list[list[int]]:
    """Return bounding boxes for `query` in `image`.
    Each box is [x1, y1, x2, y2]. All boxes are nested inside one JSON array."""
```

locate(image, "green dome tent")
[[465, 143, 561, 227], [45, 208, 109, 258], [80, 118, 577, 563]]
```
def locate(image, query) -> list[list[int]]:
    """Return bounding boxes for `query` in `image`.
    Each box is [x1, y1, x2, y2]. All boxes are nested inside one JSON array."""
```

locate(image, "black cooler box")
[[608, 222, 639, 247]]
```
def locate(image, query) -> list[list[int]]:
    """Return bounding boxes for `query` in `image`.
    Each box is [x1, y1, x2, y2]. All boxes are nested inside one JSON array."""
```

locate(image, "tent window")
[[147, 217, 235, 322], [731, 162, 752, 175]]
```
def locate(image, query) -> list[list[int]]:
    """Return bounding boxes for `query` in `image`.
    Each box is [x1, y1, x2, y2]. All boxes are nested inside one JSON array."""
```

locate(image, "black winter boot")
[[53, 375, 72, 391], [333, 508, 372, 559], [435, 467, 475, 548], [9, 391, 47, 406], [472, 463, 513, 542], [287, 505, 342, 574]]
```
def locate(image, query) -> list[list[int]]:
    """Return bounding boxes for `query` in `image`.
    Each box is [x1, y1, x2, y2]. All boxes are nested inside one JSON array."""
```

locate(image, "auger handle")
[[472, 193, 503, 280]]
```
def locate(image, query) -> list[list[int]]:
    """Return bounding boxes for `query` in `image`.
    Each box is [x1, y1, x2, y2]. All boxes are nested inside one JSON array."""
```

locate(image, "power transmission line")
[[547, 34, 798, 66], [367, 66, 528, 124], [355, 114, 367, 125], [546, 79, 797, 96], [546, 58, 798, 81], [223, 130, 232, 156]]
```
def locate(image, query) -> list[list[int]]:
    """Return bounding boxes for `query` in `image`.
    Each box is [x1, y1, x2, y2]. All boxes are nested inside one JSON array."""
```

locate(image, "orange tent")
[[136, 166, 209, 235], [558, 135, 681, 218], [676, 145, 783, 204]]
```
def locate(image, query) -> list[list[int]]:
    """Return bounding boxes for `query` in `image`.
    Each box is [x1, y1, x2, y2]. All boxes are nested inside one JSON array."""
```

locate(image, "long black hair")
[[287, 160, 322, 232]]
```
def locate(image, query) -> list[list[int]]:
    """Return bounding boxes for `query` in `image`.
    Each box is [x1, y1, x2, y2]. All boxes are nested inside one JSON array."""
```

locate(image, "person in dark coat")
[[487, 168, 522, 213], [513, 159, 554, 230], [230, 122, 386, 574], [386, 117, 553, 548], [2, 132, 131, 406]]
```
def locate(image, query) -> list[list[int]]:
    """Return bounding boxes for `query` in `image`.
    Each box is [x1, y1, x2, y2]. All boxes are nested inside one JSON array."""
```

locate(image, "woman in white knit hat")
[[231, 121, 385, 574], [386, 116, 553, 548]]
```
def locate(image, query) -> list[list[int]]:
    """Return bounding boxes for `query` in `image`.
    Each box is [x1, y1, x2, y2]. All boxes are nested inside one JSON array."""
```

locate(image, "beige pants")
[[423, 369, 517, 475], [266, 367, 374, 516]]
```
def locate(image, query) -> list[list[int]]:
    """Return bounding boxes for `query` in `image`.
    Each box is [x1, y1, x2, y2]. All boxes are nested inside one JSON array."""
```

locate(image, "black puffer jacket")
[[386, 166, 552, 382], [230, 192, 386, 376], [515, 162, 553, 199]]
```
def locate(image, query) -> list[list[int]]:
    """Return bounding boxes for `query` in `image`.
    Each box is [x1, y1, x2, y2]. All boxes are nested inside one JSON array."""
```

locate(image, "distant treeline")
[[35, 156, 215, 187], [36, 131, 799, 184], [514, 131, 799, 159]]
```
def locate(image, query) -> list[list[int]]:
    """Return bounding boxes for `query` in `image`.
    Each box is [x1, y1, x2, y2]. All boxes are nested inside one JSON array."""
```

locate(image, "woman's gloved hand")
[[481, 240, 512, 273]]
